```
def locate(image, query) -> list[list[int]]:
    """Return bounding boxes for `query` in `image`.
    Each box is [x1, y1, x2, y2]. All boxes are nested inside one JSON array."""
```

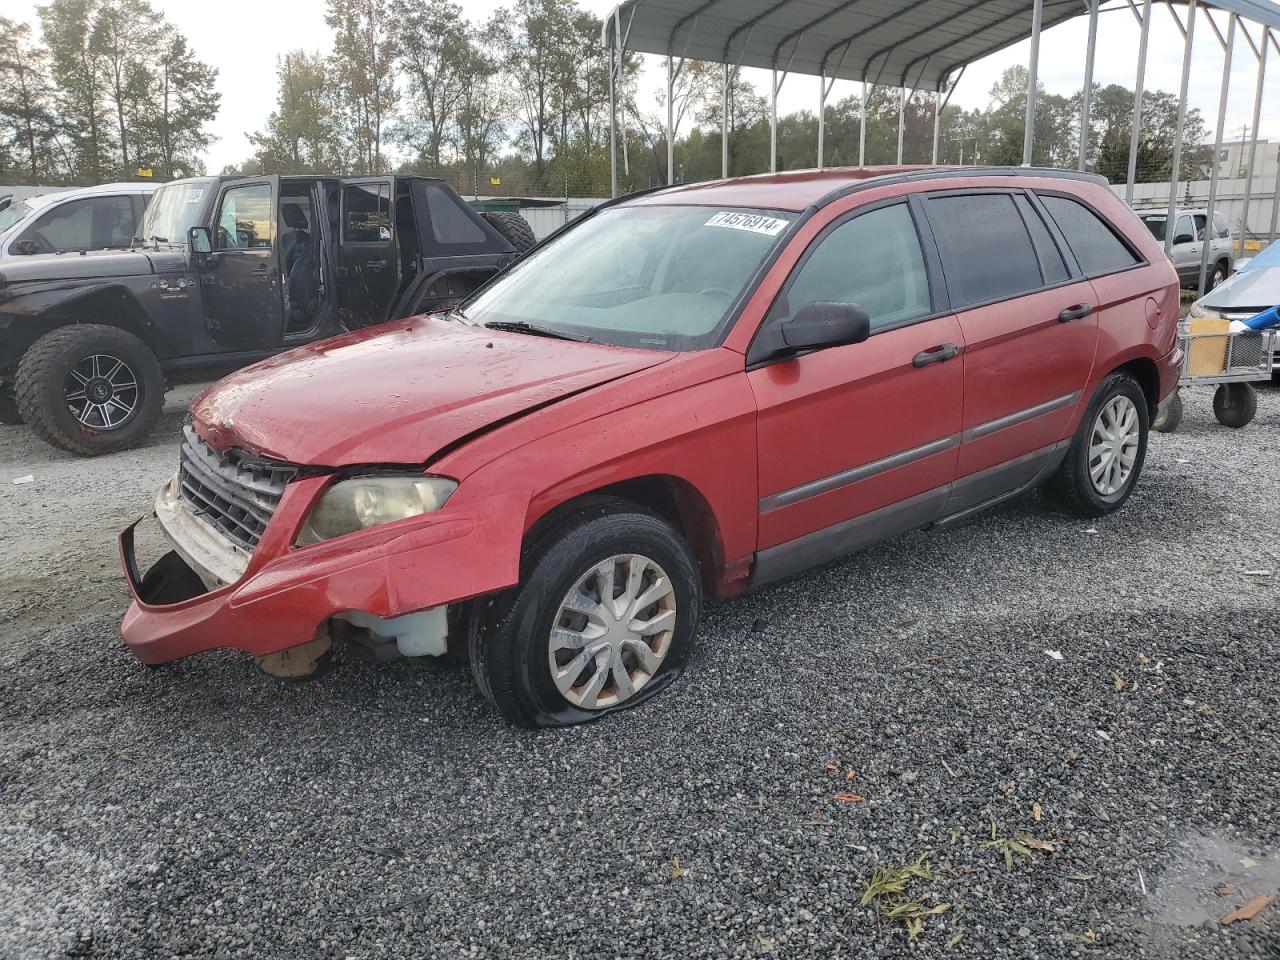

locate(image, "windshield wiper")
[[483, 320, 595, 343]]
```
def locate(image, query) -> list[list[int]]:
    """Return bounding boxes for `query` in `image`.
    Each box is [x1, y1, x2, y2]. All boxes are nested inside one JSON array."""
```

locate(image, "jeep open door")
[[203, 176, 286, 351], [336, 178, 402, 329]]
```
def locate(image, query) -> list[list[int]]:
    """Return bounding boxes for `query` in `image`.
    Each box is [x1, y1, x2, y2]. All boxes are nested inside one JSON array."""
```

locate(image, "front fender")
[[0, 280, 158, 368]]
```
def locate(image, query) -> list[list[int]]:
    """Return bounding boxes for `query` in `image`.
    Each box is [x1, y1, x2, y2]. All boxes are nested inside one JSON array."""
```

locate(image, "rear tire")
[[1151, 391, 1183, 433], [1046, 372, 1149, 518], [481, 211, 536, 253], [468, 497, 701, 728], [15, 325, 164, 456], [1213, 382, 1257, 428]]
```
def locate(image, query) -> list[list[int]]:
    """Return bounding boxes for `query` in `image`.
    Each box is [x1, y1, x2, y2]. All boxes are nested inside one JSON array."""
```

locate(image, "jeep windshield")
[[139, 180, 216, 246], [459, 205, 795, 350]]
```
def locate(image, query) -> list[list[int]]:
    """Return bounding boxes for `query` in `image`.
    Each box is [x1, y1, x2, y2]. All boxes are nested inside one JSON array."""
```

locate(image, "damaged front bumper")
[[118, 472, 525, 666]]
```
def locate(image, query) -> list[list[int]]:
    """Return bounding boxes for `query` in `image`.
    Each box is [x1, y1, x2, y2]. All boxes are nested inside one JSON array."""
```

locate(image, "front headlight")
[[296, 474, 457, 545], [1189, 302, 1222, 320]]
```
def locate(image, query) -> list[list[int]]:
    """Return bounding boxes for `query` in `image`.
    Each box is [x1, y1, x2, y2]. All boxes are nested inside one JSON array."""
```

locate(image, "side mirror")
[[188, 226, 212, 255], [1173, 233, 1194, 245], [14, 240, 38, 255], [781, 301, 871, 351]]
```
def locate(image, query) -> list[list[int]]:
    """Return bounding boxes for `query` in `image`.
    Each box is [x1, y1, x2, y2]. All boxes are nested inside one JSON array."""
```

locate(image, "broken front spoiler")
[[117, 478, 527, 666]]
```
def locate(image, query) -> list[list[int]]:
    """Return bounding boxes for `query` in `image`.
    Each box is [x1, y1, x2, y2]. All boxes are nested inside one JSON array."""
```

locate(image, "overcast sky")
[[9, 0, 1280, 172]]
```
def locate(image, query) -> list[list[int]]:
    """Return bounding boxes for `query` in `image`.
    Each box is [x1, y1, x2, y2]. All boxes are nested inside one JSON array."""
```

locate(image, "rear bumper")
[[1157, 342, 1184, 403], [118, 475, 525, 665]]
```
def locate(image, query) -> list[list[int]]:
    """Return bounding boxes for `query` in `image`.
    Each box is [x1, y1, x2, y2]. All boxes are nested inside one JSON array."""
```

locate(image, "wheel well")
[[529, 476, 725, 594], [50, 288, 153, 347], [1113, 357, 1159, 418]]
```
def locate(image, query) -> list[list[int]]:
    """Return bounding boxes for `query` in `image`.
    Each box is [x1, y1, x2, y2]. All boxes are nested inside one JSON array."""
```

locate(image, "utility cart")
[[1154, 318, 1276, 432]]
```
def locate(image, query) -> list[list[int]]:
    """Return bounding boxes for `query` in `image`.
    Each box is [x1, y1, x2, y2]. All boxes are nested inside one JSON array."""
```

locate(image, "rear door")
[[921, 190, 1099, 498], [337, 178, 400, 328], [1169, 214, 1199, 282], [204, 176, 285, 351]]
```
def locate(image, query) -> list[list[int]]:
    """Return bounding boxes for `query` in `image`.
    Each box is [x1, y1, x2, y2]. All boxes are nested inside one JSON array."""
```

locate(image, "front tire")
[[468, 497, 701, 728], [14, 325, 165, 456], [1205, 262, 1227, 292], [1046, 372, 1149, 518]]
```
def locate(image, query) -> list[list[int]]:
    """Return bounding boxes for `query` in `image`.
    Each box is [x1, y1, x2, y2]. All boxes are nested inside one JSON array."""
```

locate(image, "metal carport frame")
[[604, 0, 1280, 295]]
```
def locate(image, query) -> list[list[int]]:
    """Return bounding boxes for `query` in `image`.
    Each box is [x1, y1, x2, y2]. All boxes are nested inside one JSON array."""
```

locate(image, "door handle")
[[1058, 303, 1093, 323], [912, 343, 959, 367], [367, 259, 387, 271]]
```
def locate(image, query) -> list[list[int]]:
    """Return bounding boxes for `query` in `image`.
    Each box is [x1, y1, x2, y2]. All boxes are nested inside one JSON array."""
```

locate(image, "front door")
[[337, 178, 400, 328], [204, 177, 284, 351], [920, 190, 1099, 490], [1169, 213, 1200, 283], [747, 199, 964, 582]]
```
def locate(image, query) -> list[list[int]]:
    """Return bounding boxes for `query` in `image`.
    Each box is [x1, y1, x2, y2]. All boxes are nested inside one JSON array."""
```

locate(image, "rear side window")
[[926, 193, 1043, 307], [1039, 195, 1141, 276], [1213, 212, 1230, 238], [1014, 194, 1068, 285], [424, 183, 486, 244], [773, 202, 931, 332], [344, 183, 391, 243]]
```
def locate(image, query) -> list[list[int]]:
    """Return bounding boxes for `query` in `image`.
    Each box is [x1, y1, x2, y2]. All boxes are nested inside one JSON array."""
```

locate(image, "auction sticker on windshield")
[[704, 211, 790, 236]]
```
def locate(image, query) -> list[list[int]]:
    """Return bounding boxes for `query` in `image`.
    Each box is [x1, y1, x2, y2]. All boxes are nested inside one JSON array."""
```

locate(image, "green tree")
[[0, 17, 61, 182], [144, 27, 218, 177], [91, 0, 157, 175], [326, 0, 398, 174], [39, 0, 110, 181], [391, 0, 470, 173], [241, 51, 348, 174]]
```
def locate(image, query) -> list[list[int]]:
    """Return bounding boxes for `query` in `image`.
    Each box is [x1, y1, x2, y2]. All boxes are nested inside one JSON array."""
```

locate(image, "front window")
[[140, 180, 215, 246], [460, 204, 795, 350]]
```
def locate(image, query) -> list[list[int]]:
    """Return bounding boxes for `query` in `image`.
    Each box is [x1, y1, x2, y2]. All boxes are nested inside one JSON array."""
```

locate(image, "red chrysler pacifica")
[[119, 166, 1182, 727]]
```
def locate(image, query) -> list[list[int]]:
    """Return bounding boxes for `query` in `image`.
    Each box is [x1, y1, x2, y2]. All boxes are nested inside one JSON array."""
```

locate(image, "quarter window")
[[926, 193, 1043, 307], [344, 183, 392, 243], [772, 203, 931, 332], [214, 184, 273, 250], [1039, 194, 1140, 276]]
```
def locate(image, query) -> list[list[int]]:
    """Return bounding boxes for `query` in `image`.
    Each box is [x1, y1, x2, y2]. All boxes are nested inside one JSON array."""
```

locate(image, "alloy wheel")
[[64, 353, 139, 429], [1088, 394, 1140, 496], [548, 554, 677, 710]]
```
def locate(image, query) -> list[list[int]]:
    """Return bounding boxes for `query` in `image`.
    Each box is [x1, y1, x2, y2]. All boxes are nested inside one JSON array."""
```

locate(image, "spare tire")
[[481, 211, 536, 253]]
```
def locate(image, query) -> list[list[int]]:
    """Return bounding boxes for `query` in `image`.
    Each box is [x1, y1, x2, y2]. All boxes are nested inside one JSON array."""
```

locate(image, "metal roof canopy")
[[600, 0, 1280, 295], [605, 0, 1280, 90]]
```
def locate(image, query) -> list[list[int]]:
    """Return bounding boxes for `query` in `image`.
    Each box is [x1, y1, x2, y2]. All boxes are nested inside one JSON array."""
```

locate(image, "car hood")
[[190, 315, 676, 466], [1202, 265, 1280, 312], [0, 248, 156, 283]]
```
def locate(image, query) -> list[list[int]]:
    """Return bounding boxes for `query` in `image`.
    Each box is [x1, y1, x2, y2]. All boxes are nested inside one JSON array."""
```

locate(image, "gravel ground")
[[1, 381, 1278, 959]]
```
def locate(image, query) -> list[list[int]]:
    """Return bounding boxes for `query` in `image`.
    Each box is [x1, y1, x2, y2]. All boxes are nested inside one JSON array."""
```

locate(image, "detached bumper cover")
[[118, 474, 526, 665]]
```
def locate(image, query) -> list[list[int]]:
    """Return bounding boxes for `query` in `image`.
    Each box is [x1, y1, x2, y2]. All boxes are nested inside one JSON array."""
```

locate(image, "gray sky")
[[10, 0, 1280, 172]]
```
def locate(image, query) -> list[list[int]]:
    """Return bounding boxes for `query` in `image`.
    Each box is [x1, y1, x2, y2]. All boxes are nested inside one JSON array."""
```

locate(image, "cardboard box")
[[1186, 316, 1230, 376]]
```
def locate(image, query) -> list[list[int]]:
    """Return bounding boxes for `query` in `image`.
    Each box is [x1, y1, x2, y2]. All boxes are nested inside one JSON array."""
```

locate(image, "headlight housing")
[[1189, 302, 1222, 320], [296, 474, 457, 545]]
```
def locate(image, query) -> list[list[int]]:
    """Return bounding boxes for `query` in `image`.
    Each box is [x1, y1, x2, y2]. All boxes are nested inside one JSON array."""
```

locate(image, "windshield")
[[139, 181, 214, 245], [0, 200, 36, 234], [461, 204, 796, 350], [1241, 239, 1280, 272], [1140, 214, 1167, 241]]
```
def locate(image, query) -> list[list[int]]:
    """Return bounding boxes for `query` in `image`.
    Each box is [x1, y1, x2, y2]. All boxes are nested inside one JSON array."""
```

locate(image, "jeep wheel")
[[481, 211, 536, 253], [468, 497, 701, 727], [1046, 372, 1149, 518], [15, 325, 165, 456]]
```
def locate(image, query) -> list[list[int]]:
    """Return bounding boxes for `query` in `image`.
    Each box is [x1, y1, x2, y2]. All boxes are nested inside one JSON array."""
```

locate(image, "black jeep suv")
[[0, 175, 534, 455]]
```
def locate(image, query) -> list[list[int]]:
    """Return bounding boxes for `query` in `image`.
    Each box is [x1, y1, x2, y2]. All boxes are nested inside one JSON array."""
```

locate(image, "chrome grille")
[[177, 425, 296, 552]]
